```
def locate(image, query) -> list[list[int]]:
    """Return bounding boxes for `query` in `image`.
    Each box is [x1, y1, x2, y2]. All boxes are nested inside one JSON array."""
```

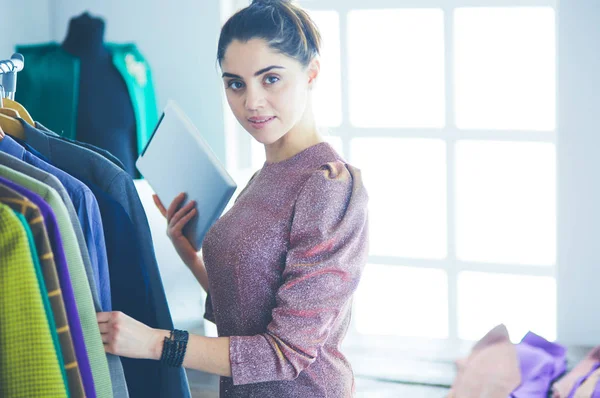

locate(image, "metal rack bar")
[[0, 53, 24, 100]]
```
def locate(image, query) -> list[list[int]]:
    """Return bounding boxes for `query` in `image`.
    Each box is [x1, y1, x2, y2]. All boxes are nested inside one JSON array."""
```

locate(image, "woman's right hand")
[[153, 193, 199, 267]]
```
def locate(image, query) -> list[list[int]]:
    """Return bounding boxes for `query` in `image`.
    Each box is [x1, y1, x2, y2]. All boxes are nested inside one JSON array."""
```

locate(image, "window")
[[224, 0, 558, 348]]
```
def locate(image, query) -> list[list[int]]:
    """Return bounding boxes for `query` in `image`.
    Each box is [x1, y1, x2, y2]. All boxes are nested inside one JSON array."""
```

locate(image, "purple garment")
[[203, 142, 369, 397], [0, 175, 96, 397], [512, 332, 567, 398], [0, 134, 111, 311]]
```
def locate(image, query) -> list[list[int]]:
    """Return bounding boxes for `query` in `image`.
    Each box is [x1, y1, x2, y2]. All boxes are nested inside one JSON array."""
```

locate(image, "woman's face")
[[221, 38, 315, 145]]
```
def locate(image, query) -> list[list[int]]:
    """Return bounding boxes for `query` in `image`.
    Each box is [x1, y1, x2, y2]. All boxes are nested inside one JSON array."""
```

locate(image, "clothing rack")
[[0, 53, 24, 100]]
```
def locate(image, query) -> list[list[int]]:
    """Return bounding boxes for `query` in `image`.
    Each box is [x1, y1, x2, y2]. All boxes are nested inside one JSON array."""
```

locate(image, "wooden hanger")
[[2, 98, 34, 125], [0, 114, 25, 139], [0, 108, 20, 118], [0, 97, 25, 139]]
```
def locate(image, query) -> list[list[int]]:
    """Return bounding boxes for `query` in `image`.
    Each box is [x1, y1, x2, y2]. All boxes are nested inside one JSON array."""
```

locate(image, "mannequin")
[[62, 12, 139, 178]]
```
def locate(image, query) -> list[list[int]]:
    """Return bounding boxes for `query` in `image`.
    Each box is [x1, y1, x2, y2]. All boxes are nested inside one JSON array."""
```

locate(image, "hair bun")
[[251, 0, 292, 5]]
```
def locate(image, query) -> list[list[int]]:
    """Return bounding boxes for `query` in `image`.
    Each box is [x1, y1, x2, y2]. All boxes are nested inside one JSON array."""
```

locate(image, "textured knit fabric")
[[0, 151, 127, 398], [0, 203, 67, 397], [0, 173, 95, 398], [0, 149, 103, 317], [449, 324, 521, 398], [14, 209, 70, 395], [0, 168, 97, 397], [512, 332, 567, 397], [3, 190, 68, 389], [554, 347, 600, 398], [18, 136, 113, 310], [0, 132, 111, 312], [0, 165, 112, 398], [0, 180, 86, 397], [23, 124, 189, 397], [12, 209, 66, 390], [202, 142, 369, 397]]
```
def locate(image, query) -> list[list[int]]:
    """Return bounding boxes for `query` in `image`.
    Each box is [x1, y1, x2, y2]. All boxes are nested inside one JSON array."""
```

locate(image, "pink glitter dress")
[[202, 142, 369, 397]]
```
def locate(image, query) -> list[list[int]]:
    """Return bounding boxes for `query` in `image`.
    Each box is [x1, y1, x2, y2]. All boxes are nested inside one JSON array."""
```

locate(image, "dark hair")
[[217, 0, 322, 68]]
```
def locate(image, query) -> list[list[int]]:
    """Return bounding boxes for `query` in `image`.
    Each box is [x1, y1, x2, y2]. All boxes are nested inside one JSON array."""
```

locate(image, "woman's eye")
[[228, 81, 244, 90], [265, 75, 280, 85]]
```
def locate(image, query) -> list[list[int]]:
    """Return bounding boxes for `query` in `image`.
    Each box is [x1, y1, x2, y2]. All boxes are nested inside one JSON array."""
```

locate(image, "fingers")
[[169, 200, 196, 228], [166, 193, 187, 221], [97, 311, 113, 323], [98, 312, 114, 347], [98, 321, 110, 335], [172, 207, 197, 233], [152, 194, 167, 217]]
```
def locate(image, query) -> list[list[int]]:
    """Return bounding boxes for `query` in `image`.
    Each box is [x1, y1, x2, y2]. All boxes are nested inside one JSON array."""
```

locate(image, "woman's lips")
[[248, 116, 276, 129]]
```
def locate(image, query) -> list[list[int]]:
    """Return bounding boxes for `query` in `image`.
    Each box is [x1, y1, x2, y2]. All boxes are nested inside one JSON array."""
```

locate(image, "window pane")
[[456, 141, 556, 265], [355, 264, 448, 338], [454, 7, 556, 130], [307, 10, 342, 127], [458, 271, 556, 342], [352, 138, 447, 258], [348, 9, 445, 128]]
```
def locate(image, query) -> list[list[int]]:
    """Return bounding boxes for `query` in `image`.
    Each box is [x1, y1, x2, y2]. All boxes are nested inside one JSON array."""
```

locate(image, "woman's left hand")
[[97, 311, 167, 360]]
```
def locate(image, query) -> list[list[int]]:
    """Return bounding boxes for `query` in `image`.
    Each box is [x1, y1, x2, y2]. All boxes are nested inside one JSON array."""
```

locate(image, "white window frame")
[[303, 0, 558, 351], [221, 0, 600, 355]]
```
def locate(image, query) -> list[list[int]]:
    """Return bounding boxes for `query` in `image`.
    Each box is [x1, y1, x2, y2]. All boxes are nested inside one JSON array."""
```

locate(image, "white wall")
[[557, 0, 600, 345], [50, 0, 227, 162], [0, 0, 52, 73]]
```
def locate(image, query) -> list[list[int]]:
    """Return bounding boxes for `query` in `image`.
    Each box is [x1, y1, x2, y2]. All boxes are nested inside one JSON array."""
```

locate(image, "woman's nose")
[[245, 87, 266, 110]]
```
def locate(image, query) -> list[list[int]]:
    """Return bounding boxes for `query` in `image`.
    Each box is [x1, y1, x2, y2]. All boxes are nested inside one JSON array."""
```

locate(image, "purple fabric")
[[568, 363, 600, 398], [0, 175, 96, 397], [203, 143, 369, 397], [594, 380, 600, 398], [512, 332, 567, 398], [0, 134, 111, 311]]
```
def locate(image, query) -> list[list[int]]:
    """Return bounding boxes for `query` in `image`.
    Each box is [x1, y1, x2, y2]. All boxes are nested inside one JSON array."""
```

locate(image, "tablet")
[[136, 100, 237, 250]]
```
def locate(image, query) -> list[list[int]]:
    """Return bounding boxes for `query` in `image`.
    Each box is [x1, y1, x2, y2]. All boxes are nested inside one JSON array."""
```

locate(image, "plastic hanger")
[[0, 89, 25, 139], [2, 98, 34, 125]]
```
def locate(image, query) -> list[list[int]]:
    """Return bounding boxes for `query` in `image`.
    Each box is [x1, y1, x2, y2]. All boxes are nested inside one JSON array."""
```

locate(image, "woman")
[[97, 0, 369, 396]]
